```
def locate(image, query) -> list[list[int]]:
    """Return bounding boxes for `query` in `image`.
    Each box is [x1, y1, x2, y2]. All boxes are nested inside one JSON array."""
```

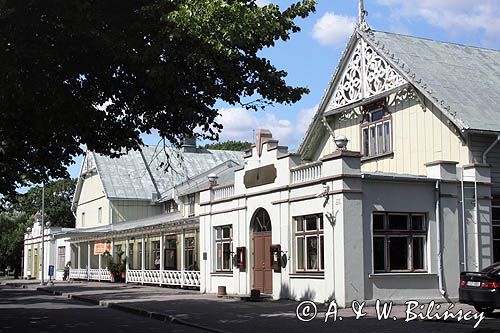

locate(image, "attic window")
[[361, 100, 392, 158]]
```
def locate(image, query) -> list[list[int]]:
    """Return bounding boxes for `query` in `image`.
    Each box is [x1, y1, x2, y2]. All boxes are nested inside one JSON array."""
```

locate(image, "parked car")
[[459, 262, 500, 315]]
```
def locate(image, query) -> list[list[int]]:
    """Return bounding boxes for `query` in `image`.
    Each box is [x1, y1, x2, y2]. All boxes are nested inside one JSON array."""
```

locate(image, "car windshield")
[[480, 262, 500, 274]]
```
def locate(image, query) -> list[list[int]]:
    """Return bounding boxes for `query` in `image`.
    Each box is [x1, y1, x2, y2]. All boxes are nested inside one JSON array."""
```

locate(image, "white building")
[[22, 18, 500, 308], [198, 21, 500, 306], [23, 220, 73, 281]]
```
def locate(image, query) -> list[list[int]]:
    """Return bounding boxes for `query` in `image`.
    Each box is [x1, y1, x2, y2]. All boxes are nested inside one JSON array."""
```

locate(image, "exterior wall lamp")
[[334, 135, 349, 150]]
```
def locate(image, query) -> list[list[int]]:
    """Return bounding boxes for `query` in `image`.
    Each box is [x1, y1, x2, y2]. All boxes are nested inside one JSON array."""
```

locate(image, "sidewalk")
[[2, 280, 499, 332]]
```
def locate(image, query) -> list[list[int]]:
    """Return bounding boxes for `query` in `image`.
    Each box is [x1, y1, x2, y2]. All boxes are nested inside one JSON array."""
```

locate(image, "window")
[[185, 237, 197, 270], [28, 249, 32, 271], [164, 200, 178, 214], [187, 194, 195, 216], [295, 215, 324, 272], [137, 242, 143, 268], [152, 241, 160, 270], [492, 206, 500, 263], [128, 242, 134, 269], [57, 246, 66, 270], [81, 212, 85, 227], [215, 226, 232, 271], [164, 237, 177, 270], [97, 207, 102, 224], [372, 212, 427, 273], [361, 102, 392, 158]]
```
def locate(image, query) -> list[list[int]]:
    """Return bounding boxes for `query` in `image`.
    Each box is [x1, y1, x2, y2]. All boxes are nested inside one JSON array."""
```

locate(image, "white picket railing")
[[290, 162, 322, 184], [212, 184, 234, 201], [69, 267, 200, 287], [127, 269, 200, 287], [127, 269, 143, 283], [69, 268, 88, 280], [88, 269, 112, 281], [183, 270, 201, 287], [70, 268, 112, 281]]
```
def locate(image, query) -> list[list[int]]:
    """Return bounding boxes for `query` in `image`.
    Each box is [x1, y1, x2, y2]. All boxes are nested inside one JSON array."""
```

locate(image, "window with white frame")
[[187, 194, 195, 216], [152, 241, 160, 269], [57, 246, 66, 270], [185, 237, 197, 270], [128, 242, 134, 269], [361, 102, 392, 158], [295, 215, 324, 272], [215, 225, 232, 271], [164, 200, 178, 214], [97, 207, 102, 224], [372, 212, 427, 273]]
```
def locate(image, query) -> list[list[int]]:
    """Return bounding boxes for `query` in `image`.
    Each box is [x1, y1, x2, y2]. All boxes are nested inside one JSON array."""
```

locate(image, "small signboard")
[[94, 240, 112, 255], [48, 265, 54, 277], [94, 243, 106, 255]]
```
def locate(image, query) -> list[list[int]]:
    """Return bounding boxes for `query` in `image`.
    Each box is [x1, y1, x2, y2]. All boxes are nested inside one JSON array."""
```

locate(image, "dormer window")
[[164, 200, 178, 214], [361, 101, 392, 158]]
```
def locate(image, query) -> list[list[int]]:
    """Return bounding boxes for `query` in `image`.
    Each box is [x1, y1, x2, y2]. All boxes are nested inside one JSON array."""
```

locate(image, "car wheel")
[[474, 305, 495, 316]]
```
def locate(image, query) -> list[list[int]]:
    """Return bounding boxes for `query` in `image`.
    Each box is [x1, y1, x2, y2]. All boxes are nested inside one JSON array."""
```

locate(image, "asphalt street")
[[0, 285, 204, 333]]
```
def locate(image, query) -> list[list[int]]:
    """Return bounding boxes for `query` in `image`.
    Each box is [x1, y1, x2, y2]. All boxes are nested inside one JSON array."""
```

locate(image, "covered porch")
[[68, 213, 200, 288]]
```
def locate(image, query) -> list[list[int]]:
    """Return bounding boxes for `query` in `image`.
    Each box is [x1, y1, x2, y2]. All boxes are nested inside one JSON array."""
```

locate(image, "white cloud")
[[296, 104, 318, 135], [377, 0, 500, 41], [255, 0, 270, 7], [312, 12, 356, 47], [215, 104, 319, 148]]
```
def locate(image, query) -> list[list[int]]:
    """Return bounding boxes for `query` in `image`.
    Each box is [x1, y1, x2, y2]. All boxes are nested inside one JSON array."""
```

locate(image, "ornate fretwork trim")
[[328, 38, 407, 111]]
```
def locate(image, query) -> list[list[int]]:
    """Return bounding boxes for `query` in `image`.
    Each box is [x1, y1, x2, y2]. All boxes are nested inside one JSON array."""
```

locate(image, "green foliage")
[[0, 0, 316, 195], [13, 178, 76, 228], [0, 213, 29, 275], [106, 251, 126, 282], [203, 140, 252, 151]]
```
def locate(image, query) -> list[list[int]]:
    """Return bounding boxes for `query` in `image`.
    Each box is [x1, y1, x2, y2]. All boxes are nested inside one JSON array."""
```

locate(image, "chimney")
[[182, 136, 197, 152]]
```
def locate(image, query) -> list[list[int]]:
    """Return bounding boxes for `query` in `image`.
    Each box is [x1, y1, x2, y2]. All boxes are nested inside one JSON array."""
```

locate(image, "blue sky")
[[62, 0, 499, 180]]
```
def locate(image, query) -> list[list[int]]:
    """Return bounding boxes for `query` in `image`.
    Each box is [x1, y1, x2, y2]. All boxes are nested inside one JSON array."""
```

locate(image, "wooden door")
[[252, 231, 272, 294], [33, 253, 38, 279]]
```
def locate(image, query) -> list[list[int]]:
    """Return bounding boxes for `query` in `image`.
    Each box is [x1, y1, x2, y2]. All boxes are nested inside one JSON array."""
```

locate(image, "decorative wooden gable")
[[81, 152, 97, 176], [328, 37, 407, 111]]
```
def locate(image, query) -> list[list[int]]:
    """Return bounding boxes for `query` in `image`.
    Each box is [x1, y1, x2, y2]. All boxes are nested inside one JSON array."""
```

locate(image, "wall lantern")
[[334, 135, 349, 150], [208, 173, 219, 186]]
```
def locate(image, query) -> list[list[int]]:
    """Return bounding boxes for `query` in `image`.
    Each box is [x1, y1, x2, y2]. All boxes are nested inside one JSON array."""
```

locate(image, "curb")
[[36, 287, 228, 333]]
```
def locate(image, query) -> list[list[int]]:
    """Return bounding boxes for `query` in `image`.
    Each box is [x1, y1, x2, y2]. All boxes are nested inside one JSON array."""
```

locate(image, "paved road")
[[0, 285, 204, 333], [2, 282, 500, 332]]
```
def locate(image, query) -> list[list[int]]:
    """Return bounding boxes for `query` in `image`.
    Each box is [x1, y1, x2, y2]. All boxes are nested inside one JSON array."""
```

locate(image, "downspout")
[[482, 134, 500, 164], [435, 180, 447, 297], [460, 168, 467, 271]]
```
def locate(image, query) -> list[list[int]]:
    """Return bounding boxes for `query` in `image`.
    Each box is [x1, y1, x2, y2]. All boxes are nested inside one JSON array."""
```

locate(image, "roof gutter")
[[482, 134, 500, 164]]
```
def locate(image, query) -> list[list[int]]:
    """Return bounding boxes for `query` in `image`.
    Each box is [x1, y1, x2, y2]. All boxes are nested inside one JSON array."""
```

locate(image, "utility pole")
[[40, 182, 45, 285]]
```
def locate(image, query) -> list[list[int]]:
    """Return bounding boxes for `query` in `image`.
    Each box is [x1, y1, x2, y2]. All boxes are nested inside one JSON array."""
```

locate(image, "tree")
[[203, 140, 252, 151], [13, 178, 76, 228], [0, 0, 316, 195], [0, 213, 28, 276]]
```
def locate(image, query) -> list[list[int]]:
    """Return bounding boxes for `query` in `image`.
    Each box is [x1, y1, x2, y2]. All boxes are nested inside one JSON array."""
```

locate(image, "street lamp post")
[[35, 182, 45, 285]]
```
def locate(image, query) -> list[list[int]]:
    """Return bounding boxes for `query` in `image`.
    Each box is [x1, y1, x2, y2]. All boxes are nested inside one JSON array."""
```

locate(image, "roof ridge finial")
[[358, 0, 369, 30]]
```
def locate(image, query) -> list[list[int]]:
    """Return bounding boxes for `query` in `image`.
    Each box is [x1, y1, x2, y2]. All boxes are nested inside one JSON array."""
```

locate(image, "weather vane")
[[358, 0, 369, 30]]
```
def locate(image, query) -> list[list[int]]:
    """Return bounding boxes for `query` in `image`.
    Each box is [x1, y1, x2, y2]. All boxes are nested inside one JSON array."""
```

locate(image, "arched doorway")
[[251, 208, 272, 294]]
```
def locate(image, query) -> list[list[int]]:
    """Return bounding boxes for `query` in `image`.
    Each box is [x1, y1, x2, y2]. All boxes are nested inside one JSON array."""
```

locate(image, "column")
[[98, 254, 102, 282], [87, 241, 91, 281], [180, 229, 185, 288], [141, 234, 145, 285], [321, 150, 364, 308], [159, 232, 164, 286], [125, 238, 130, 283], [77, 243, 81, 269]]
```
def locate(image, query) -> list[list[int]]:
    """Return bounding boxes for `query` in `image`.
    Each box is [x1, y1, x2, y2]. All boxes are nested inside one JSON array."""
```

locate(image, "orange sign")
[[94, 243, 106, 255]]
